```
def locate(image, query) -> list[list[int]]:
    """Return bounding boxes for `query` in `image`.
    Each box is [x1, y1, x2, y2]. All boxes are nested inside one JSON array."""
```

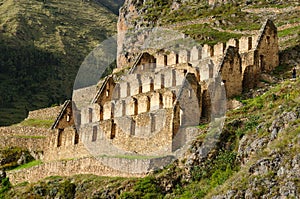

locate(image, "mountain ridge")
[[0, 0, 119, 126]]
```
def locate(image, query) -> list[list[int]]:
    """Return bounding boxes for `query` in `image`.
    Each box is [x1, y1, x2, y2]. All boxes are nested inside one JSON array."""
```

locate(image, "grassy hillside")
[[133, 0, 299, 46], [0, 0, 118, 126]]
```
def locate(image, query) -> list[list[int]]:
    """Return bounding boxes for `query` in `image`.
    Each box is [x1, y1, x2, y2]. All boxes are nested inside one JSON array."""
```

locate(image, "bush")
[[120, 176, 164, 199], [0, 177, 11, 197]]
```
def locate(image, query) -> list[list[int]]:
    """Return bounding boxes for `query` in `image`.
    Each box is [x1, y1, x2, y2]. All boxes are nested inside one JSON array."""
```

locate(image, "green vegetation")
[[160, 1, 240, 24], [12, 135, 46, 139], [0, 0, 117, 126], [11, 160, 42, 171], [0, 147, 35, 170], [3, 67, 300, 198], [178, 24, 242, 45], [18, 119, 54, 128], [1, 0, 300, 198], [0, 177, 11, 199], [278, 25, 300, 38], [120, 176, 164, 199]]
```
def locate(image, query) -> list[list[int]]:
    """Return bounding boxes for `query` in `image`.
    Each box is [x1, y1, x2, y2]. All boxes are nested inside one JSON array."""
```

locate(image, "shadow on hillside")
[[0, 35, 72, 126]]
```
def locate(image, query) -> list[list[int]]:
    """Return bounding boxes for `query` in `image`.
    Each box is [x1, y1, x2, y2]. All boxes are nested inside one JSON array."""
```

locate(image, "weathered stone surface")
[[0, 170, 6, 180]]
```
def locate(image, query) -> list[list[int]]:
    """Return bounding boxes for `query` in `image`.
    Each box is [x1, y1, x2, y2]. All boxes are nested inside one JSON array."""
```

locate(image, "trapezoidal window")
[[122, 100, 126, 116], [161, 74, 165, 89], [159, 93, 164, 109], [164, 55, 167, 66], [150, 78, 154, 91], [266, 36, 270, 44], [127, 82, 131, 96], [248, 37, 252, 50], [100, 105, 103, 121], [133, 98, 138, 115], [111, 121, 116, 139], [111, 103, 115, 118], [57, 129, 63, 147], [74, 130, 79, 145], [260, 55, 265, 71], [150, 113, 156, 133], [137, 74, 142, 94], [172, 70, 176, 87], [88, 108, 93, 123], [130, 119, 136, 136], [180, 109, 184, 126], [106, 84, 110, 97], [66, 114, 70, 122], [188, 89, 192, 98], [146, 96, 150, 112], [92, 126, 97, 142]]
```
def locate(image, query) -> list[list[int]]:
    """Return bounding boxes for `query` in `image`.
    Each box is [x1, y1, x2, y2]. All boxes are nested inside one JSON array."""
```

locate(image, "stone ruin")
[[48, 19, 279, 174]]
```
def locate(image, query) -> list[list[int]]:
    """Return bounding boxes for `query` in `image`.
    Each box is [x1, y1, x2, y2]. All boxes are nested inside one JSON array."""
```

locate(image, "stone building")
[[49, 19, 278, 172]]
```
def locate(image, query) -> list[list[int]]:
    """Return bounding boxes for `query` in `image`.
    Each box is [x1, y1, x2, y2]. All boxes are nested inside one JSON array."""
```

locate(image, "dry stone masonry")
[[7, 19, 279, 183]]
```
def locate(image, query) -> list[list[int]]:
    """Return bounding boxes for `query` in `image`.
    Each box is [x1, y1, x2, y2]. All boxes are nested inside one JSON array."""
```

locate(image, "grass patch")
[[18, 119, 54, 128], [12, 135, 46, 139], [178, 24, 242, 45], [278, 25, 300, 37], [10, 160, 42, 171]]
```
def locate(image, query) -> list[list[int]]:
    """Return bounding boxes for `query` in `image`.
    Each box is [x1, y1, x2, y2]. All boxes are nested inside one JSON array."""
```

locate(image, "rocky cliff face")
[[117, 0, 235, 68]]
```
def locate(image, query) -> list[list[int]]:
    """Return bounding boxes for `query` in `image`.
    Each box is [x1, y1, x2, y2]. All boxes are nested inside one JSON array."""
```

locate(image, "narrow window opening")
[[74, 131, 79, 145], [164, 55, 167, 66], [266, 36, 270, 44], [130, 119, 136, 136], [100, 105, 103, 121], [210, 47, 214, 57], [122, 100, 126, 116], [66, 114, 70, 122], [88, 108, 93, 123], [150, 78, 154, 91], [146, 96, 150, 112], [248, 37, 252, 50], [188, 89, 192, 98], [159, 93, 163, 108], [150, 114, 156, 133], [111, 103, 115, 118], [134, 98, 138, 115], [260, 55, 265, 71], [172, 70, 176, 87], [161, 74, 165, 89], [57, 129, 63, 147], [180, 109, 184, 126], [111, 121, 116, 139], [127, 82, 131, 96], [92, 126, 97, 142]]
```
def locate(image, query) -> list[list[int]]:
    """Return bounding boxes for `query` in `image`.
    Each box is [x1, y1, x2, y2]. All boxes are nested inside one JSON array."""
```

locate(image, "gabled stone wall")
[[38, 19, 279, 179]]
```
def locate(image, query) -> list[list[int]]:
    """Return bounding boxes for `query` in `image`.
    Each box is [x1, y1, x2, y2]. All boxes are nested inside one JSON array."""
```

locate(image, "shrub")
[[0, 177, 11, 198]]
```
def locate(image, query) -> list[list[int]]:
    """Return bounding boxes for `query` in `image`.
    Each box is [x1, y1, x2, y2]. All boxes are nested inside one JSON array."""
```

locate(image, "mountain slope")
[[0, 0, 118, 126], [95, 0, 125, 14]]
